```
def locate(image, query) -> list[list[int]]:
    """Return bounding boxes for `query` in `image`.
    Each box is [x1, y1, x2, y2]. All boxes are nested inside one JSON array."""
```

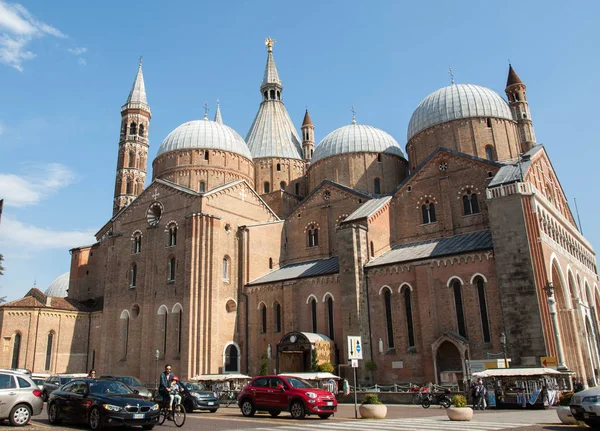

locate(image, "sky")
[[0, 0, 599, 302]]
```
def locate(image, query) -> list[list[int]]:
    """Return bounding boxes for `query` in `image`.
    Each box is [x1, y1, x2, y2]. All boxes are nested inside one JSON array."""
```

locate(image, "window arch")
[[129, 122, 137, 135], [226, 299, 237, 313], [168, 257, 176, 282], [421, 200, 436, 224], [119, 310, 130, 359], [260, 303, 267, 334], [130, 263, 137, 288], [374, 178, 381, 195], [224, 343, 240, 372], [167, 223, 177, 247], [222, 256, 230, 281], [307, 224, 319, 247], [276, 163, 281, 171], [44, 332, 53, 371], [402, 286, 415, 347], [462, 189, 480, 215], [132, 232, 142, 254], [11, 333, 21, 369], [451, 279, 467, 337], [274, 302, 281, 333], [475, 276, 491, 343], [310, 297, 317, 332], [138, 124, 145, 137], [326, 296, 334, 340], [264, 182, 270, 193], [198, 181, 205, 192], [384, 288, 394, 348], [129, 150, 136, 168]]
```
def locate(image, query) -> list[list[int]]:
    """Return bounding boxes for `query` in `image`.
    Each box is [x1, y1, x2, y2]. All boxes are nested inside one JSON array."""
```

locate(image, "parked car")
[[237, 375, 337, 419], [0, 369, 44, 426], [180, 381, 219, 413], [42, 373, 88, 401], [31, 373, 50, 390], [570, 386, 600, 429], [47, 378, 159, 430], [99, 375, 152, 399]]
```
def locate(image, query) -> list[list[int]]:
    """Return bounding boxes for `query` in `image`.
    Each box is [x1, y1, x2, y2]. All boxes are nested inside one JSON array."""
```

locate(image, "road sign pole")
[[353, 365, 358, 419]]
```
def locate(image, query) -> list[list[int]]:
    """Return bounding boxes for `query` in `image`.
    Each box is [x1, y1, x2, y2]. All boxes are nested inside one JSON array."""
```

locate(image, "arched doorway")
[[432, 334, 468, 390], [276, 332, 334, 373]]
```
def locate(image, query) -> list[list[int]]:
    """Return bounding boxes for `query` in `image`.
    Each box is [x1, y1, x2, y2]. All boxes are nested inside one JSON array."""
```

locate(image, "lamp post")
[[543, 281, 568, 371], [155, 349, 160, 392], [500, 332, 508, 369]]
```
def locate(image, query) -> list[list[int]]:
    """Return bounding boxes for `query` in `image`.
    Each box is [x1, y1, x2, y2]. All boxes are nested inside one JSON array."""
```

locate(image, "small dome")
[[407, 84, 514, 141], [312, 123, 405, 164], [157, 119, 252, 160], [45, 272, 69, 297]]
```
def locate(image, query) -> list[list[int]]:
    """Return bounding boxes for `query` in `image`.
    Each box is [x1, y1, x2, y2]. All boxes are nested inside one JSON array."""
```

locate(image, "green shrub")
[[362, 393, 382, 405], [318, 362, 335, 373], [451, 394, 467, 408], [559, 392, 574, 406], [259, 353, 268, 376]]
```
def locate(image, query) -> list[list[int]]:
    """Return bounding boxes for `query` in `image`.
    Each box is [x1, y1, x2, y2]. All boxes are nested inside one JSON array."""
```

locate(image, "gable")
[[203, 180, 280, 223]]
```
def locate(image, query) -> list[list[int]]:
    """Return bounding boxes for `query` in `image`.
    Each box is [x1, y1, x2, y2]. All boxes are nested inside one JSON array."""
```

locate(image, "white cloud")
[[0, 215, 95, 250], [0, 163, 77, 207], [68, 46, 86, 55], [0, 1, 66, 71]]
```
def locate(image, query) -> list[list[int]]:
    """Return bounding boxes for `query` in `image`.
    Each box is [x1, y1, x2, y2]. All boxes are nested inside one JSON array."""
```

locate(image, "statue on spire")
[[265, 37, 276, 52]]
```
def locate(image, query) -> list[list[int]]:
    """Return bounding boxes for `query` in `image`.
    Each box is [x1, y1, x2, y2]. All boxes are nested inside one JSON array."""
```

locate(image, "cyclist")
[[159, 364, 174, 403], [169, 376, 184, 411]]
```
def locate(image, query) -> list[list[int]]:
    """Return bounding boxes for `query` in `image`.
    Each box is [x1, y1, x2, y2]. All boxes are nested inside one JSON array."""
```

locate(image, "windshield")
[[115, 376, 142, 387], [184, 383, 206, 391], [60, 377, 75, 385], [89, 380, 134, 395], [285, 377, 314, 389]]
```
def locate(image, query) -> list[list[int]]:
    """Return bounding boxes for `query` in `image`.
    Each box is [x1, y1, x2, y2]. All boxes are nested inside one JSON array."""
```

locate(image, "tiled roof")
[[366, 230, 493, 268], [344, 196, 391, 222], [0, 288, 99, 312], [247, 256, 338, 286], [506, 65, 523, 87]]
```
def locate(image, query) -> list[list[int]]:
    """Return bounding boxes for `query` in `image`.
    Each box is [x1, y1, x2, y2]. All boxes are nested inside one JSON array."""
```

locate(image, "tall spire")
[[505, 64, 536, 152], [506, 64, 523, 87], [261, 37, 282, 90], [125, 57, 148, 106], [214, 99, 223, 124]]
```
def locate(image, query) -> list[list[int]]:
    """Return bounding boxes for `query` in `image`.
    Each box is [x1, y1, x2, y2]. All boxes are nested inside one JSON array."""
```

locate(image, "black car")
[[47, 378, 160, 430], [181, 381, 219, 413], [42, 374, 87, 401]]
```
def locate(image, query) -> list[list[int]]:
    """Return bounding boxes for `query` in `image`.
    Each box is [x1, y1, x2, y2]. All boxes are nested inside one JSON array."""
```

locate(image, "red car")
[[238, 375, 337, 419]]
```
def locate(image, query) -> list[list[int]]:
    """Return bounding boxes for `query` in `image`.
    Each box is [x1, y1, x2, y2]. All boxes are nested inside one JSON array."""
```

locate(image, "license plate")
[[208, 402, 214, 406], [326, 401, 333, 406], [133, 414, 145, 419]]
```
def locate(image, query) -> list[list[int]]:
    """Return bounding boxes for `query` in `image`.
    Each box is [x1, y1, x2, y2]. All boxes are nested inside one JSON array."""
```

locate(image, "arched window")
[[130, 263, 137, 288], [403, 288, 415, 347], [198, 181, 205, 192], [222, 257, 229, 281], [129, 151, 135, 168], [11, 333, 21, 369], [129, 122, 137, 135], [44, 332, 53, 370], [462, 189, 480, 215], [224, 344, 239, 372], [126, 179, 133, 195], [139, 124, 145, 137], [275, 302, 281, 333], [374, 178, 381, 195], [308, 225, 319, 247], [162, 312, 168, 354], [168, 258, 176, 282], [280, 181, 286, 190], [260, 304, 267, 334], [421, 201, 436, 224], [276, 163, 281, 171], [263, 91, 268, 100], [327, 296, 334, 340], [370, 241, 375, 258], [264, 182, 270, 193], [204, 151, 209, 161], [452, 280, 467, 337], [475, 277, 491, 342], [270, 89, 275, 100], [132, 233, 141, 254], [311, 298, 317, 332], [168, 224, 177, 247], [269, 258, 273, 269], [120, 311, 129, 358], [485, 146, 494, 161], [384, 289, 395, 348], [175, 307, 183, 354]]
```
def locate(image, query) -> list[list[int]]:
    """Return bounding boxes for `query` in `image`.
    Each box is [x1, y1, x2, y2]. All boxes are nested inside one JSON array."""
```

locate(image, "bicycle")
[[218, 390, 239, 407], [156, 395, 186, 427]]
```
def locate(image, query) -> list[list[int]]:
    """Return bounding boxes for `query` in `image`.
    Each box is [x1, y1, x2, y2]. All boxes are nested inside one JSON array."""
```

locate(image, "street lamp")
[[155, 349, 160, 392], [500, 332, 508, 369]]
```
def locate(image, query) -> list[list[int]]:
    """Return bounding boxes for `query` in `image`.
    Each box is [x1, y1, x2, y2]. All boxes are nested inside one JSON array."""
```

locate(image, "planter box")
[[557, 406, 577, 425], [446, 406, 473, 421], [359, 404, 387, 419]]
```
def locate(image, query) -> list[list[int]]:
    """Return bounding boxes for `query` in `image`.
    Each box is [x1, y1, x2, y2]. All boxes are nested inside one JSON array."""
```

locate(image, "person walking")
[[475, 379, 486, 410]]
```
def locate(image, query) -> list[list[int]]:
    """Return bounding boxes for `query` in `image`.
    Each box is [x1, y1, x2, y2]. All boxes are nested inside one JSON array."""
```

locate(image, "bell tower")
[[505, 65, 536, 153], [301, 109, 314, 162], [113, 58, 151, 216]]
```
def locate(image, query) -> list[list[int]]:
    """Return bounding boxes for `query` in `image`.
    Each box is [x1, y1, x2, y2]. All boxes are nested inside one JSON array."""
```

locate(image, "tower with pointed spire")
[[301, 109, 314, 161], [113, 59, 151, 216], [505, 64, 536, 153]]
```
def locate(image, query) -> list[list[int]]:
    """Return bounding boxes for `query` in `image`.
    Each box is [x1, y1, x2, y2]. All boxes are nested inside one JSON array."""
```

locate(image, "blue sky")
[[0, 0, 599, 301]]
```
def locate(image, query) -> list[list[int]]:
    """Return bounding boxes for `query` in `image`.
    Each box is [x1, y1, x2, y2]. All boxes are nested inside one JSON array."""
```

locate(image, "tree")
[[311, 348, 319, 372], [259, 353, 268, 376]]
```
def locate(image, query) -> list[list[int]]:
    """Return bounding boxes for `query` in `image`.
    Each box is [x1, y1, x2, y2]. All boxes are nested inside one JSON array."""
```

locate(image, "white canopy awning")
[[472, 367, 562, 378], [191, 373, 251, 382], [278, 372, 341, 380]]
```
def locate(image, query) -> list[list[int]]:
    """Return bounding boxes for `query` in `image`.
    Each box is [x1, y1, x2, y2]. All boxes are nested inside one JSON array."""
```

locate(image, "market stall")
[[191, 373, 252, 407], [278, 372, 342, 395]]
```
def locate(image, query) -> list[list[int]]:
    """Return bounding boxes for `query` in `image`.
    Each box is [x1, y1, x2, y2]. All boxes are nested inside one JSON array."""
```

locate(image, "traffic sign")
[[347, 336, 363, 360], [541, 356, 557, 367], [351, 359, 358, 368]]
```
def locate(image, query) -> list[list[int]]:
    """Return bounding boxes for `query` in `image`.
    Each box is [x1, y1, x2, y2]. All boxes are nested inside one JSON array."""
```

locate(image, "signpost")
[[541, 356, 558, 368], [347, 336, 362, 418]]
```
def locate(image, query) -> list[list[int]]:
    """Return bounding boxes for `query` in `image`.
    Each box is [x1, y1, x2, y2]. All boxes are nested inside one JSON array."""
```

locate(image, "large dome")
[[312, 123, 405, 164], [45, 272, 69, 297], [407, 84, 514, 141], [157, 119, 252, 160]]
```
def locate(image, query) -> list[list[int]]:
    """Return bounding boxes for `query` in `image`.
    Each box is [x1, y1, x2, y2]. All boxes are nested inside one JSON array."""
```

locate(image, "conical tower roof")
[[302, 109, 313, 127], [214, 101, 223, 124], [246, 39, 302, 160], [122, 58, 150, 113], [506, 65, 523, 87]]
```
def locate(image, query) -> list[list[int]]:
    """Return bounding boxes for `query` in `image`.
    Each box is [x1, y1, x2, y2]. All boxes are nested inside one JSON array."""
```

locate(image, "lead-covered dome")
[[157, 119, 252, 160], [312, 123, 405, 164], [407, 84, 513, 141], [45, 272, 69, 297]]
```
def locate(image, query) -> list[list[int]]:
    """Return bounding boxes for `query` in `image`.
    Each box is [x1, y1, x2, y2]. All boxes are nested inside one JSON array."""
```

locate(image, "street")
[[20, 404, 592, 431]]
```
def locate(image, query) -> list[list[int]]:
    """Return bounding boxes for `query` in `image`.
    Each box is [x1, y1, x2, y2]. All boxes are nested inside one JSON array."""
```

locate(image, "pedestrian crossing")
[[225, 417, 531, 431]]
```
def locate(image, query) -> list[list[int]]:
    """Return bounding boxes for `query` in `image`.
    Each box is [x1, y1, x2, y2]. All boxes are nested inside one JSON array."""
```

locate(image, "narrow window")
[[429, 203, 436, 222], [276, 91, 280, 100], [463, 195, 471, 215], [308, 225, 319, 247], [476, 277, 491, 343], [280, 181, 286, 190], [204, 151, 209, 161], [168, 225, 177, 247], [169, 258, 176, 281], [463, 190, 480, 215], [139, 124, 145, 137], [311, 298, 317, 333], [404, 288, 415, 347], [453, 280, 467, 338], [295, 183, 300, 195], [11, 333, 21, 369], [370, 241, 375, 257], [485, 146, 494, 161], [129, 151, 135, 168], [177, 310, 183, 354], [121, 314, 129, 358], [422, 201, 436, 223], [327, 296, 334, 340], [199, 181, 205, 192], [222, 257, 229, 281], [261, 304, 267, 334], [130, 264, 137, 287], [486, 118, 492, 128], [129, 122, 137, 135], [384, 289, 395, 348], [44, 333, 53, 370], [270, 89, 275, 100], [91, 350, 95, 369], [377, 153, 382, 162], [263, 91, 268, 100], [162, 313, 167, 354], [374, 178, 381, 194], [275, 303, 281, 333], [126, 180, 133, 195], [264, 182, 270, 193], [471, 193, 480, 214], [276, 163, 281, 171], [269, 258, 273, 269], [133, 234, 141, 254]]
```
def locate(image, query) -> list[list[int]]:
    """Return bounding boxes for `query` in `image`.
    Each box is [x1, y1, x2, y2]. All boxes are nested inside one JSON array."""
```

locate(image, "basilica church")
[[1, 39, 599, 388]]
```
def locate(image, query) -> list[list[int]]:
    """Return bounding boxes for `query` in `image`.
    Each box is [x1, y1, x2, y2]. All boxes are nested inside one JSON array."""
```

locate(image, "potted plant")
[[557, 392, 577, 425], [359, 393, 387, 419], [446, 394, 473, 421]]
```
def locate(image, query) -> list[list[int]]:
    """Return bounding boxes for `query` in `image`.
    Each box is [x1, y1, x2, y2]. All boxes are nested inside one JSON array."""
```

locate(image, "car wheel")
[[142, 426, 154, 430], [9, 404, 32, 426], [289, 401, 305, 419], [183, 400, 194, 413], [269, 410, 281, 417], [318, 414, 332, 419], [88, 406, 103, 431], [48, 402, 62, 425], [240, 399, 255, 417], [209, 409, 217, 413]]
